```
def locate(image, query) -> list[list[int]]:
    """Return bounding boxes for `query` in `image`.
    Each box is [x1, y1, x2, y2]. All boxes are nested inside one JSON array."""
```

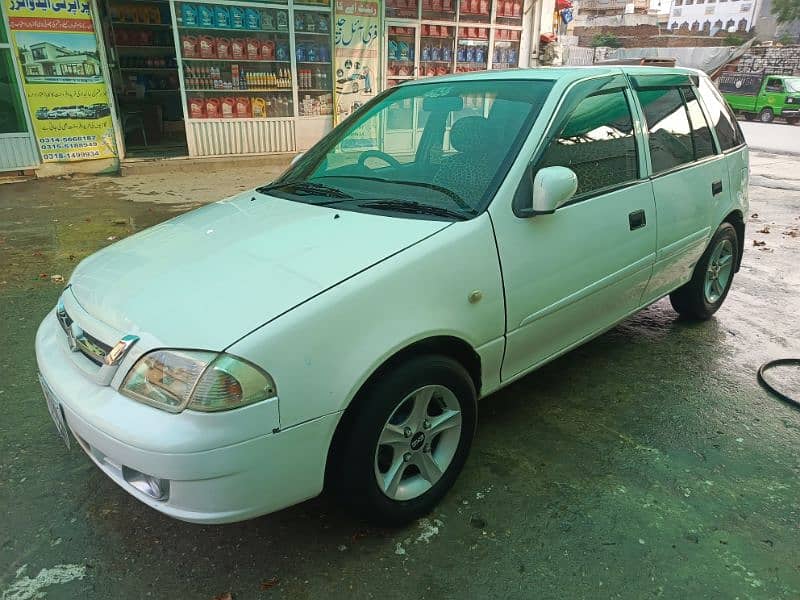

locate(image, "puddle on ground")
[[0, 175, 202, 290]]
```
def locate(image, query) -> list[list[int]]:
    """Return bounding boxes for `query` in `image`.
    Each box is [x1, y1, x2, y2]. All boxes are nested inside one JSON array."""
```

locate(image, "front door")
[[491, 85, 657, 381]]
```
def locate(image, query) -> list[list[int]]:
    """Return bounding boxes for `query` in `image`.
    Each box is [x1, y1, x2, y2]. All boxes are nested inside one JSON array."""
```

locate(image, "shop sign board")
[[7, 0, 117, 162], [333, 0, 380, 128]]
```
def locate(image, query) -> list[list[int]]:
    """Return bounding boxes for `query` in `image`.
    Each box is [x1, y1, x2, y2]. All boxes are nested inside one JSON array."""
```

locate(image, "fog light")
[[122, 466, 169, 501]]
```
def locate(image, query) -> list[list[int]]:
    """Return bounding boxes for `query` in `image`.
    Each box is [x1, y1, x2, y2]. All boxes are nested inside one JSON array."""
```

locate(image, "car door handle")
[[629, 210, 646, 231], [712, 180, 723, 196]]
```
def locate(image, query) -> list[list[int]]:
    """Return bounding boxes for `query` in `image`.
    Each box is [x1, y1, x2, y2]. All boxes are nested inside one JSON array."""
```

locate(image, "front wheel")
[[670, 222, 738, 320], [759, 108, 774, 123], [330, 355, 477, 526]]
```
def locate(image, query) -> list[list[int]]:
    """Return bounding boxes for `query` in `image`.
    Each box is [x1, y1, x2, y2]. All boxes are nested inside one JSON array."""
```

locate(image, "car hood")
[[68, 191, 449, 349]]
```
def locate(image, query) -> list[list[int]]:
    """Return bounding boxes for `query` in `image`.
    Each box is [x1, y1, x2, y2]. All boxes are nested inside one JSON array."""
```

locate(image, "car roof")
[[402, 65, 701, 86]]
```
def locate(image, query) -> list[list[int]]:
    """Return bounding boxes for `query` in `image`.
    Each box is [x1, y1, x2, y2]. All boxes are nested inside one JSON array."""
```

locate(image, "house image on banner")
[[18, 41, 103, 83]]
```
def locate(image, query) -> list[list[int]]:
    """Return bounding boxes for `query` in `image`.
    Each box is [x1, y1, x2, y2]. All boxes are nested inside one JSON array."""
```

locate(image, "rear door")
[[632, 75, 730, 302], [491, 76, 657, 381]]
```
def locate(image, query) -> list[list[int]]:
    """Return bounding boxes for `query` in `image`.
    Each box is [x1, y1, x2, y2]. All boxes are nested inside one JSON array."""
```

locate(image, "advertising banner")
[[7, 0, 117, 162], [333, 0, 380, 126]]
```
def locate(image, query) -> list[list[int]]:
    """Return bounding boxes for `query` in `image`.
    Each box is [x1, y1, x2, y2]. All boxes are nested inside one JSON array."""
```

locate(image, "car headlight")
[[120, 349, 276, 413]]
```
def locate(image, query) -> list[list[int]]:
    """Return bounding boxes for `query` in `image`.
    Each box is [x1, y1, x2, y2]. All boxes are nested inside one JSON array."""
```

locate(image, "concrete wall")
[[573, 12, 660, 26]]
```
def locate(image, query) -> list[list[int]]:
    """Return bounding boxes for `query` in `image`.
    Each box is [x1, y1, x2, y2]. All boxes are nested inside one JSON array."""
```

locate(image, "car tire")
[[742, 112, 753, 121], [759, 108, 774, 123], [669, 222, 738, 320], [330, 354, 477, 526], [787, 117, 799, 125]]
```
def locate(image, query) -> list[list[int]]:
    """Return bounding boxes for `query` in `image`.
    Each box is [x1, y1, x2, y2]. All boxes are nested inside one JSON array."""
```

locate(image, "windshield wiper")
[[356, 199, 472, 221], [315, 175, 472, 211], [257, 181, 353, 199]]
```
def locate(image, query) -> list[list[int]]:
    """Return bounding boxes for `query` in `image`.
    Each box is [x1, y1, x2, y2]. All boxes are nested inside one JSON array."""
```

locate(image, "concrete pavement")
[[739, 121, 800, 155]]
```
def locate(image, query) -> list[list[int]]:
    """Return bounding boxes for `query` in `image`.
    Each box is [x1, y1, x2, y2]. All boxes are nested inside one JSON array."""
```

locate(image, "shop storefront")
[[1, 0, 538, 170], [96, 0, 536, 159], [0, 8, 40, 172], [93, 0, 335, 158]]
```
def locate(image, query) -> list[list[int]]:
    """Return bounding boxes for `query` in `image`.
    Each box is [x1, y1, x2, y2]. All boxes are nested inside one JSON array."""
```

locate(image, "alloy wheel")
[[704, 238, 734, 304], [373, 384, 462, 501]]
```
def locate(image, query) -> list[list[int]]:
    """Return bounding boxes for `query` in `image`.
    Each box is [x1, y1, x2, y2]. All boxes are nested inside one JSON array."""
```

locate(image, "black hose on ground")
[[757, 359, 800, 410]]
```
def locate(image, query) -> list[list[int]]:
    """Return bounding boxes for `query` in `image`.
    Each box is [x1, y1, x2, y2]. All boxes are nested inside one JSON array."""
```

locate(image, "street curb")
[[120, 152, 295, 177], [748, 146, 800, 158]]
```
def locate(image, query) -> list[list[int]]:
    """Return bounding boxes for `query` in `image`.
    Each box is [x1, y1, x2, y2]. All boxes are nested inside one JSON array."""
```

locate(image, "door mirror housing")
[[518, 166, 578, 217]]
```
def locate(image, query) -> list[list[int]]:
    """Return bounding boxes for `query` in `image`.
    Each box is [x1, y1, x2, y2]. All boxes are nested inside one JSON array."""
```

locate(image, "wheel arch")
[[722, 209, 745, 272], [323, 335, 481, 487]]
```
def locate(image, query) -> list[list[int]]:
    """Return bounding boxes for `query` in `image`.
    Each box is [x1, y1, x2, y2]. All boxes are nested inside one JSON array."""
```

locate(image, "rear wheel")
[[330, 355, 477, 526], [670, 222, 738, 320], [742, 112, 754, 121], [759, 108, 774, 123]]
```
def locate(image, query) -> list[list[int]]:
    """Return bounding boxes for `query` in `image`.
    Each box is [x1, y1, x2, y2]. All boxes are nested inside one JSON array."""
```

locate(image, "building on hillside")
[[667, 0, 760, 35]]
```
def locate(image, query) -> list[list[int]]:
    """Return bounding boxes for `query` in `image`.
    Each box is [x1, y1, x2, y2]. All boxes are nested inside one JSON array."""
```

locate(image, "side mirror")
[[519, 166, 578, 217], [290, 152, 304, 166]]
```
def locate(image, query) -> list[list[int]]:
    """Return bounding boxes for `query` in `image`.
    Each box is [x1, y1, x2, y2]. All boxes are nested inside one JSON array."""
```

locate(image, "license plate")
[[38, 374, 70, 449]]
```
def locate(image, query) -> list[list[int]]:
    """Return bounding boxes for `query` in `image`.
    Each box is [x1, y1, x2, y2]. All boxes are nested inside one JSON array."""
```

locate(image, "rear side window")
[[537, 90, 638, 197], [683, 87, 715, 160], [636, 87, 694, 174], [697, 77, 744, 151]]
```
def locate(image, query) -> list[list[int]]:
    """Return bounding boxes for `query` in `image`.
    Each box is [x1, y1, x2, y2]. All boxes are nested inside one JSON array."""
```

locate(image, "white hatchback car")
[[36, 66, 748, 525]]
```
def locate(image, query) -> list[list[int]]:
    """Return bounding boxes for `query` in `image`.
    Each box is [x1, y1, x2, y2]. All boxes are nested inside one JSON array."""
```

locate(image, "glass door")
[[385, 22, 418, 89], [419, 24, 454, 78]]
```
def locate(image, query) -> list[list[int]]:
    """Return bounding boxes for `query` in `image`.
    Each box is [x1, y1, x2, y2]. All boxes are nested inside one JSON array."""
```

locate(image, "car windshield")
[[262, 79, 554, 220], [785, 78, 800, 93]]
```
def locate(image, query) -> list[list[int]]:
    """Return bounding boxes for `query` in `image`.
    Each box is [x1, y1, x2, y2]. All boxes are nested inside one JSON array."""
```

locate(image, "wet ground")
[[1, 152, 799, 599]]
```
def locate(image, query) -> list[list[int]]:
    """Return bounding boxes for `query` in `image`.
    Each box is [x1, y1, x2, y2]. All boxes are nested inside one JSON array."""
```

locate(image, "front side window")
[[267, 80, 553, 219], [766, 78, 784, 92], [683, 87, 715, 159], [697, 77, 744, 150], [537, 89, 638, 197], [637, 87, 694, 174]]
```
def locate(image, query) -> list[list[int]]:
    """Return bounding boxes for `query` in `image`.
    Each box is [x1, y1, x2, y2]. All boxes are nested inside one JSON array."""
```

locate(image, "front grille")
[[56, 300, 112, 366]]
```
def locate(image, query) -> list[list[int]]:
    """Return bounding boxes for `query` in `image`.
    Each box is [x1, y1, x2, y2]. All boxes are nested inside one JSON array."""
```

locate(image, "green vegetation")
[[590, 33, 622, 48], [772, 0, 800, 24], [723, 34, 745, 46]]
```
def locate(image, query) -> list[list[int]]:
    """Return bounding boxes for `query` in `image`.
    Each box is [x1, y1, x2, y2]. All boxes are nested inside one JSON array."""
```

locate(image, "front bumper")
[[780, 108, 800, 118], [35, 310, 340, 524]]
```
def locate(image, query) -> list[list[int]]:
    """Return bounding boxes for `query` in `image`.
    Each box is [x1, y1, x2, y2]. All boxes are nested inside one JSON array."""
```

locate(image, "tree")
[[772, 0, 800, 24]]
